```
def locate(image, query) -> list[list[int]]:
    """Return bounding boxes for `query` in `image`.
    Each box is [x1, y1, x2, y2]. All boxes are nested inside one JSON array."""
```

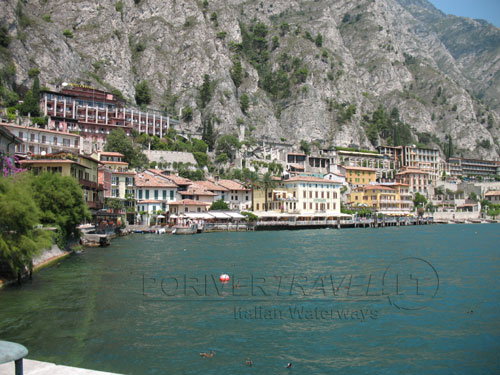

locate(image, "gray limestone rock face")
[[1, 0, 499, 159]]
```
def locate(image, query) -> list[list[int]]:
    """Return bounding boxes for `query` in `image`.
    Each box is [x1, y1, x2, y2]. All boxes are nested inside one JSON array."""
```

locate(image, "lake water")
[[0, 224, 499, 374]]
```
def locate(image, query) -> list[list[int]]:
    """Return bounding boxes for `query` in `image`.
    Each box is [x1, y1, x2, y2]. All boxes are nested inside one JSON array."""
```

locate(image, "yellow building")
[[345, 166, 376, 187], [348, 184, 413, 214], [20, 152, 103, 210], [253, 176, 341, 214]]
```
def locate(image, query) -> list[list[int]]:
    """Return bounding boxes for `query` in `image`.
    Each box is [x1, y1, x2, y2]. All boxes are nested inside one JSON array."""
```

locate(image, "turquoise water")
[[0, 224, 499, 374]]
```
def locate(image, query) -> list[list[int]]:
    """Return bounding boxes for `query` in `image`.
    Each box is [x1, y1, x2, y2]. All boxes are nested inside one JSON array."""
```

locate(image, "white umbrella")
[[170, 214, 178, 219], [156, 215, 165, 219]]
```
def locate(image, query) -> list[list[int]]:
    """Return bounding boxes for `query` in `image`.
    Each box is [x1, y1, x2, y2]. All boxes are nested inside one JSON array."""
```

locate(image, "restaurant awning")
[[185, 213, 213, 219], [224, 212, 246, 219], [209, 212, 232, 219]]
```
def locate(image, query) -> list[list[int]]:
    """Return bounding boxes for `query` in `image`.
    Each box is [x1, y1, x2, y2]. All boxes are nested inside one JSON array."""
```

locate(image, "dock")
[[0, 359, 122, 375]]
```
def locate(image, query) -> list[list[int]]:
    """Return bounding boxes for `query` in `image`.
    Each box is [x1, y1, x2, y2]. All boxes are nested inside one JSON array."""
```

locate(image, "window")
[[256, 203, 259, 210], [154, 190, 159, 199], [315, 191, 318, 198], [145, 190, 150, 199], [327, 192, 330, 199], [112, 189, 119, 197], [303, 202, 306, 209], [170, 190, 174, 200], [309, 203, 312, 209], [321, 191, 324, 198], [303, 191, 306, 198], [41, 135, 46, 144], [19, 131, 24, 139], [138, 190, 143, 199], [63, 139, 70, 147], [74, 138, 79, 147], [309, 191, 312, 198], [31, 133, 35, 142], [163, 190, 166, 200]]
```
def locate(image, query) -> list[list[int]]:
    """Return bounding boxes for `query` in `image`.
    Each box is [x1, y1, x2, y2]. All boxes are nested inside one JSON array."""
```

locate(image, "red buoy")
[[219, 274, 230, 283]]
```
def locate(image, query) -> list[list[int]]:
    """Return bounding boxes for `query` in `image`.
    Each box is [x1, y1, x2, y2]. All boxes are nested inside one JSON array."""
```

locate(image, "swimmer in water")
[[246, 358, 253, 366], [200, 350, 215, 358], [286, 363, 292, 368]]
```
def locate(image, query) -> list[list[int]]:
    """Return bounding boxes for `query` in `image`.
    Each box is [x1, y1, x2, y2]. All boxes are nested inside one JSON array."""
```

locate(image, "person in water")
[[286, 363, 292, 368], [246, 358, 253, 366], [200, 350, 215, 358]]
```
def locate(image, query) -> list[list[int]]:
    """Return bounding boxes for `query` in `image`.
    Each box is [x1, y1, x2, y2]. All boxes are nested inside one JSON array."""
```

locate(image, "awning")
[[156, 215, 165, 219], [170, 214, 178, 219], [209, 212, 232, 219], [185, 213, 213, 219], [224, 212, 246, 219]]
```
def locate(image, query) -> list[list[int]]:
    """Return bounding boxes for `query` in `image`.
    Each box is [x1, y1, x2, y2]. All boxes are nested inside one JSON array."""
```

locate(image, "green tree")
[[413, 192, 427, 210], [215, 153, 229, 164], [135, 80, 152, 106], [216, 134, 240, 160], [105, 128, 148, 168], [200, 74, 212, 109], [279, 22, 289, 36], [300, 140, 310, 155], [31, 173, 91, 246], [244, 169, 260, 211], [210, 199, 229, 210], [315, 33, 323, 47], [0, 25, 11, 47], [261, 172, 277, 211], [240, 93, 249, 114], [0, 175, 52, 282], [202, 117, 215, 151], [272, 35, 279, 50], [193, 152, 208, 167], [182, 106, 193, 122], [230, 58, 243, 90], [192, 138, 208, 153]]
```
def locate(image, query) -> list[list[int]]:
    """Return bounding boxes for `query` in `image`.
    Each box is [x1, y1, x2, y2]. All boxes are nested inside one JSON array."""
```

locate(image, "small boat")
[[173, 224, 198, 235]]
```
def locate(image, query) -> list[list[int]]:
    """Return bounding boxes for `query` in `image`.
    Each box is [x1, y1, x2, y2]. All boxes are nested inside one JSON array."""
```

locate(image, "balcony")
[[79, 179, 99, 190]]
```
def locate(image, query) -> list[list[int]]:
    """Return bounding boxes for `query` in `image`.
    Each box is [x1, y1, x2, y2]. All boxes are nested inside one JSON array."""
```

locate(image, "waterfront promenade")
[[0, 359, 122, 375]]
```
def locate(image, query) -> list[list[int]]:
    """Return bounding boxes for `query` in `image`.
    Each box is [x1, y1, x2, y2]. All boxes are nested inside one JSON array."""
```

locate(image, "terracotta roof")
[[20, 159, 89, 169], [217, 179, 249, 191], [101, 161, 129, 165], [0, 123, 80, 137], [165, 174, 192, 185], [289, 163, 305, 170], [169, 199, 211, 206], [360, 185, 395, 191], [485, 191, 500, 196], [135, 173, 178, 188], [137, 200, 161, 204], [194, 180, 228, 192], [100, 152, 124, 157], [344, 166, 376, 171], [286, 176, 338, 183], [0, 126, 22, 144], [179, 189, 217, 196]]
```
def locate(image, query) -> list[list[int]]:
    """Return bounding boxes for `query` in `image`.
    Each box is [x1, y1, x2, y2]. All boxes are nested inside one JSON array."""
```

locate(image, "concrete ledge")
[[0, 359, 122, 375]]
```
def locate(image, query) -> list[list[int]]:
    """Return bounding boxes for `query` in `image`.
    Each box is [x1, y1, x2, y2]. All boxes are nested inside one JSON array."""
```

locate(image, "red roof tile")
[[169, 199, 211, 206], [217, 179, 249, 191]]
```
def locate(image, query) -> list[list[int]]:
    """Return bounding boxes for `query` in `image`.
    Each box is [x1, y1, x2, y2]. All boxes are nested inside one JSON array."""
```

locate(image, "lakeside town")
[[2, 84, 500, 217], [1, 83, 500, 280]]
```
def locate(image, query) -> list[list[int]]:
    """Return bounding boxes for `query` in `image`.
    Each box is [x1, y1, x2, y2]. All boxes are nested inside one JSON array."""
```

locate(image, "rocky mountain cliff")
[[1, 0, 499, 159]]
